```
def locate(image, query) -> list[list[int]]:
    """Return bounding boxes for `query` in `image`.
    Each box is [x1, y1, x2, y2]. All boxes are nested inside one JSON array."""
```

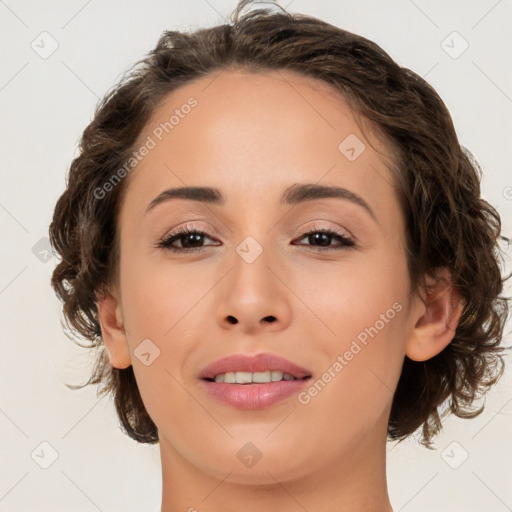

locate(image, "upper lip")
[[199, 352, 312, 380]]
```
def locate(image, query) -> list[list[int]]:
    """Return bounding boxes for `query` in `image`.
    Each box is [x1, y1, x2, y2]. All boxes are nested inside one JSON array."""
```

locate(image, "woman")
[[48, 1, 509, 510]]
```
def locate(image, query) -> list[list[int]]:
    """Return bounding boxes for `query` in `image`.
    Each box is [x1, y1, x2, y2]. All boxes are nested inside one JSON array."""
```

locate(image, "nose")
[[215, 249, 293, 334]]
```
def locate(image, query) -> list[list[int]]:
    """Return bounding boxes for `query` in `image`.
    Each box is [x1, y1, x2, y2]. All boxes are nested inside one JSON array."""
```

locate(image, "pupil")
[[183, 233, 202, 247], [311, 233, 330, 246]]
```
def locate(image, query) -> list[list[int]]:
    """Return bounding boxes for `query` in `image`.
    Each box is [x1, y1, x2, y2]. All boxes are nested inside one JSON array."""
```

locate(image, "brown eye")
[[293, 228, 355, 251], [155, 228, 219, 253]]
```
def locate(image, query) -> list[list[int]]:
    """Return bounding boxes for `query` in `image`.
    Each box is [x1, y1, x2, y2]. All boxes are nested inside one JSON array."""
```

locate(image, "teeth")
[[213, 371, 298, 384]]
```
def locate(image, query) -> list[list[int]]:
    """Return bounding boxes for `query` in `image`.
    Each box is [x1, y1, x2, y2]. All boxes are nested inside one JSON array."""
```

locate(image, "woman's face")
[[108, 69, 423, 484]]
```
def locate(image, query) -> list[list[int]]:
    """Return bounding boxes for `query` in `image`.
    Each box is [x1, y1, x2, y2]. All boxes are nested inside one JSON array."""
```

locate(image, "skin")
[[97, 69, 464, 512]]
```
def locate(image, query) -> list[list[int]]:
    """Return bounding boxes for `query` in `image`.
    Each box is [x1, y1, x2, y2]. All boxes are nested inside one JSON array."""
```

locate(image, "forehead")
[[135, 68, 367, 158], [122, 68, 398, 219]]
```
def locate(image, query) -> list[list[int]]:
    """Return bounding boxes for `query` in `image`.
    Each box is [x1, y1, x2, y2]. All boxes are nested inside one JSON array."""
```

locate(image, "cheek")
[[117, 257, 204, 424], [295, 247, 410, 402], [294, 292, 408, 459], [119, 253, 204, 342], [295, 243, 409, 341]]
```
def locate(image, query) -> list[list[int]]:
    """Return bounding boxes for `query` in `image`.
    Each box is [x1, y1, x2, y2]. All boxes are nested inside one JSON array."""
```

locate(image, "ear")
[[96, 286, 132, 369], [406, 267, 465, 362]]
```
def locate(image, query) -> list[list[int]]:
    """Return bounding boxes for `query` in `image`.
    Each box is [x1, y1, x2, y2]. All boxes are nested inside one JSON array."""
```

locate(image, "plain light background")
[[1, 1, 511, 511]]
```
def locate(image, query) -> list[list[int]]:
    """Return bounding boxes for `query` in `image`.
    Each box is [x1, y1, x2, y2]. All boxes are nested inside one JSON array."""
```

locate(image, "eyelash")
[[154, 226, 356, 254]]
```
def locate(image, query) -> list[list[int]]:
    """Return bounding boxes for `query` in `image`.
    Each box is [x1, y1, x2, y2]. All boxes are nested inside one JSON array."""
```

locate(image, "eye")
[[154, 227, 219, 254], [292, 227, 356, 251]]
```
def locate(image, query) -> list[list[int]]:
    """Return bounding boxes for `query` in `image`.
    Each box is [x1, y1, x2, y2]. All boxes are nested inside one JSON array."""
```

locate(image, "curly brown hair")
[[48, 0, 510, 448]]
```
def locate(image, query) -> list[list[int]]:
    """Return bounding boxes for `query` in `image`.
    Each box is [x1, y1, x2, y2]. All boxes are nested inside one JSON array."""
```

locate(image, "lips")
[[198, 352, 312, 381]]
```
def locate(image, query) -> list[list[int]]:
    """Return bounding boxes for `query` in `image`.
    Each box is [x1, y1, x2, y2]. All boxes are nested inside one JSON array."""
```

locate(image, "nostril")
[[227, 316, 237, 324]]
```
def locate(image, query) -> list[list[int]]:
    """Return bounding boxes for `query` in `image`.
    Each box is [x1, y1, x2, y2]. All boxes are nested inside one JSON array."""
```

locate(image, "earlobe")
[[96, 287, 132, 369], [405, 268, 465, 362]]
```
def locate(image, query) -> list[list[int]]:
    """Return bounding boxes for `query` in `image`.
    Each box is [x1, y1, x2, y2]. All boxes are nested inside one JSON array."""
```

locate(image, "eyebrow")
[[145, 183, 376, 222]]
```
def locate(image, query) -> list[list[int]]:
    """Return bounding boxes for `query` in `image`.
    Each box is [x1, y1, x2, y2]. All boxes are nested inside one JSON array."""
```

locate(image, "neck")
[[159, 414, 394, 512]]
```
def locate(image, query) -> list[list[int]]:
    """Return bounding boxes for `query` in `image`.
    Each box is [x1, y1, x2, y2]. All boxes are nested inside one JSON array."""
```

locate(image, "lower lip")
[[200, 378, 311, 409]]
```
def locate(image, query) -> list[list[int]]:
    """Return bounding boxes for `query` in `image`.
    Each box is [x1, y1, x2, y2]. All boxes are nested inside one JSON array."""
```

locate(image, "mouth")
[[202, 371, 312, 384], [198, 352, 313, 381], [198, 352, 312, 409], [200, 374, 312, 410]]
